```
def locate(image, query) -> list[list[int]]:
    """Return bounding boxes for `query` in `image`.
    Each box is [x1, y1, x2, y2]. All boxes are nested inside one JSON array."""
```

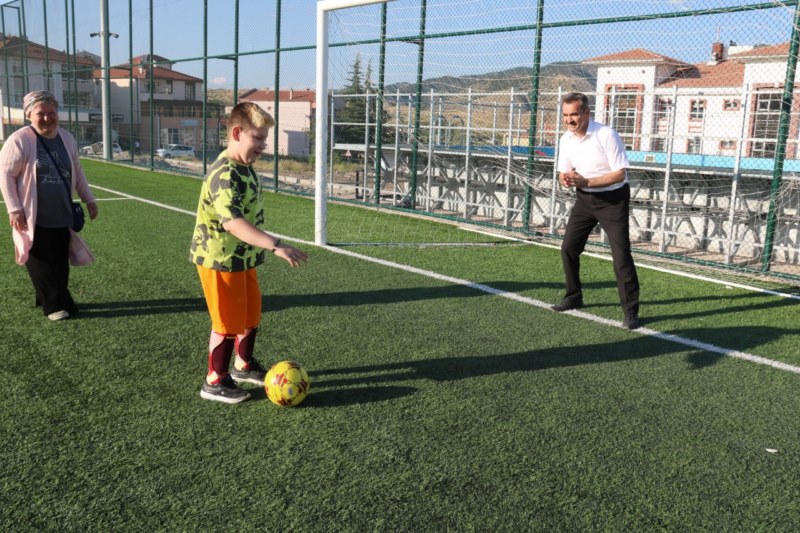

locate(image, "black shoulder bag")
[[30, 126, 85, 232]]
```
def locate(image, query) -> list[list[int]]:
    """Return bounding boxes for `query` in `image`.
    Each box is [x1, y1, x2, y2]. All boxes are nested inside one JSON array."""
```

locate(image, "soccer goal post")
[[315, 0, 395, 245]]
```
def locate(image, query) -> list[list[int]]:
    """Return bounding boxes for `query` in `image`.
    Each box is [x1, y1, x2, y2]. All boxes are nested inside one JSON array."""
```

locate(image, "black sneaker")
[[230, 358, 267, 385], [623, 313, 641, 330], [200, 374, 251, 404], [552, 298, 583, 312]]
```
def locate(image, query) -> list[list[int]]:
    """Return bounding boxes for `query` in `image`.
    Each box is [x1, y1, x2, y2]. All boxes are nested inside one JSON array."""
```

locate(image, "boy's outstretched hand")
[[275, 244, 308, 267]]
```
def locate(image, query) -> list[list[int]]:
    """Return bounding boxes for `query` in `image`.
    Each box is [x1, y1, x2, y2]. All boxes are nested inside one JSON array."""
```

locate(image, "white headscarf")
[[23, 90, 59, 117]]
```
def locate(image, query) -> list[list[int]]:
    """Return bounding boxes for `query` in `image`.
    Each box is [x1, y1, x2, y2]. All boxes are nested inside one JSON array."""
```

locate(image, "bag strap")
[[29, 125, 73, 199]]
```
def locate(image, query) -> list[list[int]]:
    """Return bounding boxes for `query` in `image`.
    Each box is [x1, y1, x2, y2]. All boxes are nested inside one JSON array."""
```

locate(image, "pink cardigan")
[[0, 126, 95, 265]]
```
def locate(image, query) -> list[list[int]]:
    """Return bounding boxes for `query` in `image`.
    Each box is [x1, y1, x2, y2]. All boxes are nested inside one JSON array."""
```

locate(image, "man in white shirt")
[[552, 92, 640, 329]]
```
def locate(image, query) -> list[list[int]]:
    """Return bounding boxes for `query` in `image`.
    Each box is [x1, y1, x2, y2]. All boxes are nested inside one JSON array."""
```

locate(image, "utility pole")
[[91, 0, 117, 160]]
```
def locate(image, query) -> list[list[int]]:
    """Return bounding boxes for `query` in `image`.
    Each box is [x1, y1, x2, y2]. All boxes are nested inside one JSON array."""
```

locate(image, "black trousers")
[[25, 226, 77, 316], [560, 184, 639, 315]]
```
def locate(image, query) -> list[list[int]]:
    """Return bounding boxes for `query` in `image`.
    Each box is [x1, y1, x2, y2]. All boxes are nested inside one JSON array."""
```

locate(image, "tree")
[[337, 54, 367, 143], [364, 60, 373, 93], [346, 53, 363, 95], [334, 56, 385, 147]]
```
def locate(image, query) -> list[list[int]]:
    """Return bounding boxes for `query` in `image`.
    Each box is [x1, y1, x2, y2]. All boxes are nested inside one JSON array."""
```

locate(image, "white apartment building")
[[238, 89, 315, 158], [0, 35, 98, 141], [583, 41, 796, 162]]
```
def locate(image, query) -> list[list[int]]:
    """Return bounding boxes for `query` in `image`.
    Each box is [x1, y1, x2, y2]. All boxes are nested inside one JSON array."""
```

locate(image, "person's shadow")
[[72, 280, 561, 319], [306, 326, 791, 407], [76, 297, 206, 319], [265, 279, 572, 311]]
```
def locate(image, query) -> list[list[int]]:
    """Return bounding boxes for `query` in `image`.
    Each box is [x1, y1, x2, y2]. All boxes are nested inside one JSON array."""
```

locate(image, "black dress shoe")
[[623, 313, 641, 330], [552, 298, 583, 312]]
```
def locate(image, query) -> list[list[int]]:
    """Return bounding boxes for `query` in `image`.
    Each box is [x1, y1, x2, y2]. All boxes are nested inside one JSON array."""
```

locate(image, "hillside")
[[207, 63, 594, 111], [383, 62, 597, 104]]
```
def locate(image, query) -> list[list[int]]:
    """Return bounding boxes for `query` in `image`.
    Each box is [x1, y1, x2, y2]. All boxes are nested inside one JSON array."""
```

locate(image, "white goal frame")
[[315, 0, 394, 245]]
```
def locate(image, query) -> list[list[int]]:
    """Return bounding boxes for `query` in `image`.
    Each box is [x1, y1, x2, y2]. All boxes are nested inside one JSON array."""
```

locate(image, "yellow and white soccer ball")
[[265, 360, 310, 407]]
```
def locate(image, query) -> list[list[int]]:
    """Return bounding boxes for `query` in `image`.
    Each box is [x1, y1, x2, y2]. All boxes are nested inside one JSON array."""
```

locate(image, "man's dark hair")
[[562, 92, 589, 111]]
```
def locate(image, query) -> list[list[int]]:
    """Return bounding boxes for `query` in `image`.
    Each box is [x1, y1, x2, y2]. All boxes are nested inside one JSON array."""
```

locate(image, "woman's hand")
[[86, 201, 99, 220], [9, 210, 27, 232]]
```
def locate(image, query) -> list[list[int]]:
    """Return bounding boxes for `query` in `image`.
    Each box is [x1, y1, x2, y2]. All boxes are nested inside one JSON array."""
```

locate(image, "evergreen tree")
[[338, 54, 367, 143], [334, 56, 387, 147], [346, 54, 363, 95], [364, 60, 374, 93]]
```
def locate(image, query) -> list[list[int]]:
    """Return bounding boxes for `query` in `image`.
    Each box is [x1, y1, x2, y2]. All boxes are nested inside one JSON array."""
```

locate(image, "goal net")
[[315, 0, 800, 281]]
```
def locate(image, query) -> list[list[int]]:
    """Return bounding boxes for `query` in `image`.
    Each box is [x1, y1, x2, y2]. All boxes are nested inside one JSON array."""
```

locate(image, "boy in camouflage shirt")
[[191, 102, 308, 403]]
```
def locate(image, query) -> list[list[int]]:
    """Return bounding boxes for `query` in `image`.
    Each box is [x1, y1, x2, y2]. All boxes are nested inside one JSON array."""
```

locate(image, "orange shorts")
[[197, 265, 262, 335]]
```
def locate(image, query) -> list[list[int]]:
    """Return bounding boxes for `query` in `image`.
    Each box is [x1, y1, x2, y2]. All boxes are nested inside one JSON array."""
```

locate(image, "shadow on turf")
[[644, 290, 800, 321], [303, 386, 418, 407], [241, 383, 417, 407], [267, 279, 617, 311], [311, 326, 788, 391], [63, 281, 621, 319], [74, 298, 206, 318]]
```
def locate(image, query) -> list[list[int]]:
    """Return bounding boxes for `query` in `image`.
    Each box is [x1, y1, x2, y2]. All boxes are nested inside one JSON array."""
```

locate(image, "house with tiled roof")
[[238, 89, 316, 157], [0, 34, 98, 141], [582, 41, 795, 159], [102, 54, 224, 153]]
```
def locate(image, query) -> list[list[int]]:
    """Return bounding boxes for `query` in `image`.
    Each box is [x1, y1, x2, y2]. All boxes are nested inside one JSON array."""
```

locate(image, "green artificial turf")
[[1, 160, 799, 531]]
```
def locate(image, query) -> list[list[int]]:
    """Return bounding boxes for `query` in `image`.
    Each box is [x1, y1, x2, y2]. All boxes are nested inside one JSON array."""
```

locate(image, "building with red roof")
[[0, 38, 221, 154], [0, 34, 98, 140], [102, 54, 224, 153], [582, 41, 795, 158]]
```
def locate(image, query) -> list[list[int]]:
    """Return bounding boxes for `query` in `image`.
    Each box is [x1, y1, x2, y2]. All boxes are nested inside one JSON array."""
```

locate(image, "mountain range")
[[208, 62, 596, 108], [383, 62, 596, 98]]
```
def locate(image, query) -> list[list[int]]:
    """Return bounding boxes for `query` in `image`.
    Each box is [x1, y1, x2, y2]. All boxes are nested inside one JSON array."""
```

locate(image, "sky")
[[4, 0, 798, 92]]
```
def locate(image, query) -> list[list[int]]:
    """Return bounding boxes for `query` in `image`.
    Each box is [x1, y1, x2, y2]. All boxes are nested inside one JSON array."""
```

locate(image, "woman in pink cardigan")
[[0, 91, 98, 321]]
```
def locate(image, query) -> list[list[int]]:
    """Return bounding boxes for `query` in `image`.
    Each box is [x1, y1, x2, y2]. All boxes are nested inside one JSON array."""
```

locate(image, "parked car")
[[80, 142, 123, 156], [156, 144, 195, 158]]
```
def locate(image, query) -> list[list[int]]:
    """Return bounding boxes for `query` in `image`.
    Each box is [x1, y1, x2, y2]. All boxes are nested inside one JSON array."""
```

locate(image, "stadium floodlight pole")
[[315, 0, 394, 246]]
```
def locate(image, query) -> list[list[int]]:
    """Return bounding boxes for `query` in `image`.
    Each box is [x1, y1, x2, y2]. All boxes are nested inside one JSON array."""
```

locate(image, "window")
[[651, 138, 667, 152], [62, 92, 94, 107], [719, 140, 737, 151], [10, 58, 23, 75], [180, 128, 195, 146], [723, 99, 741, 111], [161, 128, 180, 146], [604, 90, 638, 150], [687, 137, 702, 154], [185, 82, 196, 100], [652, 97, 672, 138], [11, 87, 24, 107], [689, 100, 706, 120], [751, 90, 782, 158], [147, 79, 173, 95]]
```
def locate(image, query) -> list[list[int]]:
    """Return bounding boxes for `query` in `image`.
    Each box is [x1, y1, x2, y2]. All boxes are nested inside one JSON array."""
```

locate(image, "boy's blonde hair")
[[228, 102, 275, 133]]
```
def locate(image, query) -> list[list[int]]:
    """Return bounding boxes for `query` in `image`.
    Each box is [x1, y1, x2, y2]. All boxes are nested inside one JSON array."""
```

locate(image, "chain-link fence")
[[2, 1, 800, 281]]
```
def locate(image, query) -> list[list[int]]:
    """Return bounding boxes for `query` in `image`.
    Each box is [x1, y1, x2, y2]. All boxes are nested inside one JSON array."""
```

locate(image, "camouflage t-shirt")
[[190, 150, 265, 272]]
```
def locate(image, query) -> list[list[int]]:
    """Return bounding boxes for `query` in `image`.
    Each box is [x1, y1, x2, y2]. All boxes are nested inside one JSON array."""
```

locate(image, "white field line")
[[91, 185, 196, 215], [463, 227, 800, 302], [92, 184, 800, 376]]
